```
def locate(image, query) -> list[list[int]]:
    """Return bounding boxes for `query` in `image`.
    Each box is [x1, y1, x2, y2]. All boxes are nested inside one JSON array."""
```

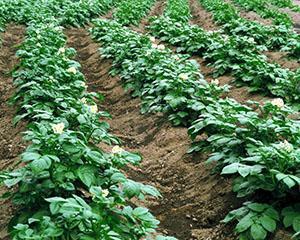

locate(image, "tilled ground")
[[0, 24, 26, 240], [65, 26, 238, 240], [0, 1, 298, 239]]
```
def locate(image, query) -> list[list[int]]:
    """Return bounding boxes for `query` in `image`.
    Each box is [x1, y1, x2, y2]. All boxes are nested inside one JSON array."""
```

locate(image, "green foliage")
[[0, 13, 173, 240], [91, 19, 226, 126], [223, 202, 280, 240], [282, 204, 300, 238], [231, 0, 293, 27], [114, 0, 155, 26], [149, 2, 300, 103], [0, 0, 113, 26], [91, 3, 300, 240], [269, 0, 300, 11], [199, 0, 300, 56]]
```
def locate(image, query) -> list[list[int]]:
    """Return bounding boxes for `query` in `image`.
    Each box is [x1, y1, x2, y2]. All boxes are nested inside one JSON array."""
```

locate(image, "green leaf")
[[251, 224, 267, 240], [4, 177, 22, 188], [77, 165, 97, 187], [123, 181, 141, 198], [236, 214, 253, 233], [248, 203, 266, 212], [21, 152, 41, 162], [30, 156, 51, 173], [133, 207, 149, 217], [260, 215, 276, 232], [221, 163, 239, 175], [293, 216, 300, 232]]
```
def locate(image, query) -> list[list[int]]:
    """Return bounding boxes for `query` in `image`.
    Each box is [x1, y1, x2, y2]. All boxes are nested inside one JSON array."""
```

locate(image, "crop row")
[[269, 0, 300, 12], [0, 1, 174, 240], [231, 0, 294, 27], [91, 16, 300, 240], [0, 0, 113, 27], [148, 0, 300, 104], [198, 0, 300, 56], [114, 0, 156, 26]]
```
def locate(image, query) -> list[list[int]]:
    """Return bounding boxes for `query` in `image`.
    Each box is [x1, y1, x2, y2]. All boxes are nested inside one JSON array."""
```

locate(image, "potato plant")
[[231, 0, 293, 27], [91, 18, 300, 240], [199, 0, 300, 57], [113, 0, 156, 26], [269, 0, 300, 12], [0, 0, 113, 27], [91, 19, 226, 126], [0, 10, 175, 240], [1, 0, 300, 239], [149, 0, 300, 103]]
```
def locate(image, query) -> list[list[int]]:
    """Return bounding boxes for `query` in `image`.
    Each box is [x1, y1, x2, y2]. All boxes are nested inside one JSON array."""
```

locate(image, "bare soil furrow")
[[0, 24, 26, 240], [65, 27, 237, 240]]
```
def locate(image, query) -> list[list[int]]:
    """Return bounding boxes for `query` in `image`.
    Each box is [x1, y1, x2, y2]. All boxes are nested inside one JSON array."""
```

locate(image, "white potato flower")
[[58, 47, 65, 54], [270, 98, 284, 108], [211, 79, 219, 85], [277, 140, 293, 152], [102, 189, 109, 197], [157, 44, 165, 50], [52, 122, 65, 134], [179, 73, 189, 80], [112, 145, 124, 154], [67, 66, 77, 74], [152, 43, 158, 49], [174, 55, 180, 61], [89, 105, 98, 114], [149, 36, 156, 42]]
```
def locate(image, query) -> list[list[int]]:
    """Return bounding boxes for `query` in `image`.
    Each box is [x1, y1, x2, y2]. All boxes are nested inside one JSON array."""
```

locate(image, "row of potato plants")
[[198, 0, 300, 58], [268, 0, 300, 12], [0, 0, 114, 27], [113, 0, 156, 26], [231, 0, 294, 27], [0, 2, 175, 240], [148, 0, 300, 106], [90, 17, 300, 240], [1, 19, 175, 240]]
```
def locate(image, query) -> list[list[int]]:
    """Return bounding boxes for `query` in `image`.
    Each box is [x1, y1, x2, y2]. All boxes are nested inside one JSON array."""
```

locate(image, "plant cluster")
[[0, 18, 176, 240], [148, 0, 300, 104], [163, 0, 192, 23], [231, 0, 294, 27], [0, 0, 113, 27], [198, 0, 300, 57], [0, 1, 175, 239], [268, 0, 300, 12], [113, 0, 156, 26], [91, 19, 225, 126], [91, 16, 300, 240]]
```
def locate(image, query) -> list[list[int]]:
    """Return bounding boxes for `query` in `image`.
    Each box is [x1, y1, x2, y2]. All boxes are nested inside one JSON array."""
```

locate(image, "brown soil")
[[265, 51, 300, 71], [65, 27, 240, 240], [131, 0, 166, 34], [0, 24, 26, 240], [224, 0, 273, 26], [188, 0, 270, 104], [189, 0, 299, 103], [189, 0, 219, 31], [282, 7, 300, 31], [239, 11, 273, 26]]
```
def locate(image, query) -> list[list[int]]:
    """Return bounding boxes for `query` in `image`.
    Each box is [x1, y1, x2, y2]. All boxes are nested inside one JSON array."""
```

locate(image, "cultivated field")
[[0, 0, 299, 239]]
